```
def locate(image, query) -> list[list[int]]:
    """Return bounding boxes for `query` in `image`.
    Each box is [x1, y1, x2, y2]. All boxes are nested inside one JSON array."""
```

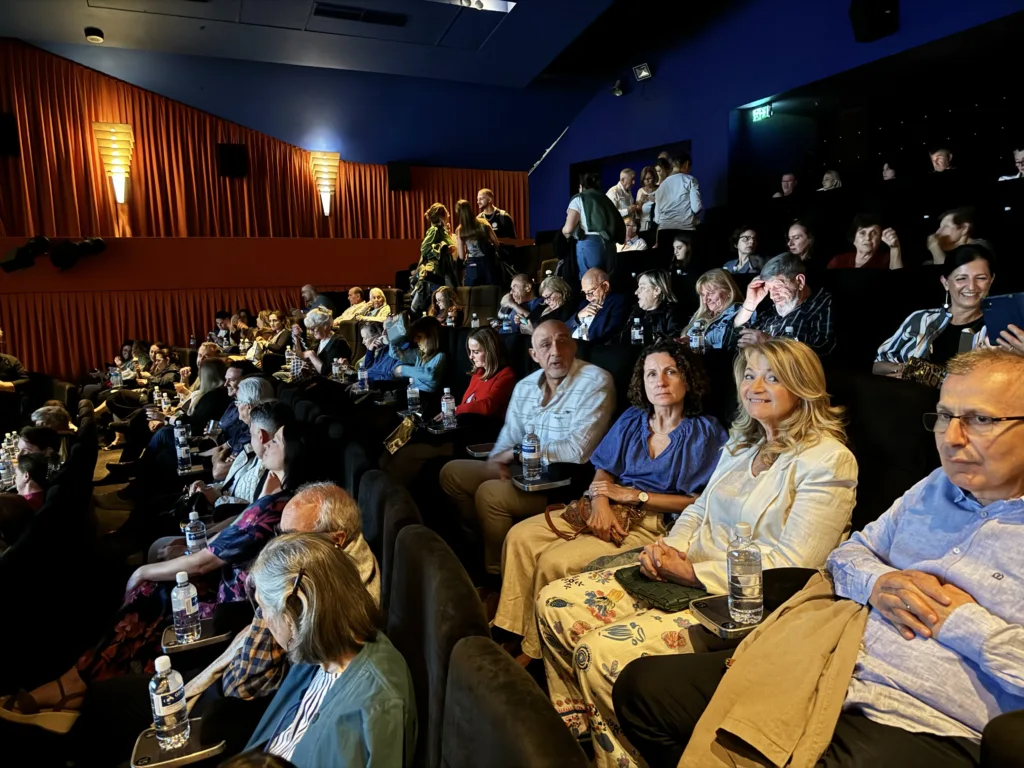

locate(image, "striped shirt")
[[733, 286, 835, 355], [875, 307, 983, 364], [490, 358, 615, 465], [267, 666, 343, 760]]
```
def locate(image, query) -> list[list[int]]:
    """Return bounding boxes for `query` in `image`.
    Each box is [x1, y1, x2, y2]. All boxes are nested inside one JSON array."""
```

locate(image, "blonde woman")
[[178, 358, 231, 437], [522, 275, 575, 334], [534, 338, 858, 768], [353, 288, 391, 321], [681, 268, 742, 349]]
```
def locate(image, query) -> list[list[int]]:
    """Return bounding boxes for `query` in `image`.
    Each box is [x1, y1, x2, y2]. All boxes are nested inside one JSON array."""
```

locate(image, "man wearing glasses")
[[566, 268, 630, 345], [997, 145, 1024, 181]]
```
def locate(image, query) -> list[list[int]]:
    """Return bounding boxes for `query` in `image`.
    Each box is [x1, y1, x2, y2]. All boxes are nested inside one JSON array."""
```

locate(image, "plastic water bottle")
[[189, 333, 197, 350], [445, 314, 455, 328], [357, 361, 369, 391], [175, 427, 192, 476], [149, 656, 190, 750], [783, 325, 795, 338], [184, 512, 207, 555], [110, 369, 123, 390], [406, 381, 421, 412], [160, 391, 171, 411], [690, 320, 706, 354], [171, 571, 201, 644], [727, 522, 763, 625], [630, 317, 644, 346], [331, 359, 343, 380], [470, 313, 480, 328], [0, 455, 13, 489], [501, 312, 513, 334], [521, 425, 541, 482], [441, 388, 457, 430]]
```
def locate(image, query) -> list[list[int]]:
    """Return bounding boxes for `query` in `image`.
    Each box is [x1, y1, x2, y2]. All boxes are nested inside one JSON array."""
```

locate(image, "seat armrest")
[[465, 442, 494, 458], [512, 463, 577, 492], [689, 595, 755, 643], [161, 621, 232, 654], [131, 718, 226, 768]]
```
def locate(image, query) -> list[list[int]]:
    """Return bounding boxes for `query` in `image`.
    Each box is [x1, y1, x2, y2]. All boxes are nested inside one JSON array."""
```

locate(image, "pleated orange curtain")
[[0, 39, 529, 240]]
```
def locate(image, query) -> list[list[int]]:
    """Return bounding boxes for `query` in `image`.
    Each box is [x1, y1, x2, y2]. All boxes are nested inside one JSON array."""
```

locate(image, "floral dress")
[[78, 492, 290, 682]]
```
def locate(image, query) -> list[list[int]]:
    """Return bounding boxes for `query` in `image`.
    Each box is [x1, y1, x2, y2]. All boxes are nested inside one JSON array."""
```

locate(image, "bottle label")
[[522, 442, 537, 457], [178, 446, 190, 461], [154, 685, 185, 717], [185, 531, 204, 549]]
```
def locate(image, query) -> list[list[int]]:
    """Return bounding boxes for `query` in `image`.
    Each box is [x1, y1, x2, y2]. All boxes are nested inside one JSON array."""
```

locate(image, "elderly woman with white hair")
[[293, 307, 351, 377], [243, 533, 415, 767], [353, 288, 392, 321]]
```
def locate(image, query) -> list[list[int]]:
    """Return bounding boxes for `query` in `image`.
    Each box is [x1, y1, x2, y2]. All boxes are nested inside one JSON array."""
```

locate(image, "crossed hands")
[[869, 569, 977, 641], [638, 537, 699, 586]]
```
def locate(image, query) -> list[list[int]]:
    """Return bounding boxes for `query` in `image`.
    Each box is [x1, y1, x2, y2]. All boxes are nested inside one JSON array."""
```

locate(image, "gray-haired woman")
[[244, 533, 417, 768], [622, 269, 684, 344], [293, 307, 351, 377]]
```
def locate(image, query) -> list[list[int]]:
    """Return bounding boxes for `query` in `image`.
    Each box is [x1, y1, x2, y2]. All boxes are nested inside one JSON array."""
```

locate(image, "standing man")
[[477, 189, 517, 239], [606, 169, 636, 219]]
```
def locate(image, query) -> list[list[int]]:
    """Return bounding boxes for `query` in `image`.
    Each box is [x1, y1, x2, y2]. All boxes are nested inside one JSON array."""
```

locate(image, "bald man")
[[300, 284, 334, 315], [566, 268, 631, 344], [440, 319, 615, 576]]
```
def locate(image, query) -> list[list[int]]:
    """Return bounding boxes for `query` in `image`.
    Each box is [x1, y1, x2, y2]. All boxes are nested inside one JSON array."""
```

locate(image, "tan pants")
[[495, 511, 659, 658], [439, 459, 549, 574]]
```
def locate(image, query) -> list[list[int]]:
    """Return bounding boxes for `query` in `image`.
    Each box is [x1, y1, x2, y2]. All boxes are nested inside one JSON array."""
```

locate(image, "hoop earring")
[[943, 290, 950, 310]]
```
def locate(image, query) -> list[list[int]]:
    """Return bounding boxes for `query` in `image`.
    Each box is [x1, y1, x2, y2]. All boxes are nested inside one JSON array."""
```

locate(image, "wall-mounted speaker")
[[216, 143, 249, 178], [387, 161, 411, 192], [0, 113, 19, 157], [849, 0, 899, 43]]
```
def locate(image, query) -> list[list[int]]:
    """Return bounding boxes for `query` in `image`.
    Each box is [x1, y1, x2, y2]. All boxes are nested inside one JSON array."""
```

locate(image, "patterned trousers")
[[536, 566, 729, 768]]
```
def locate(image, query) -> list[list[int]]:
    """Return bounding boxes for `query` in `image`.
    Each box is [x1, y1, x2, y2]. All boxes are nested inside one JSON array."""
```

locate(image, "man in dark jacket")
[[0, 352, 30, 433], [566, 269, 630, 345]]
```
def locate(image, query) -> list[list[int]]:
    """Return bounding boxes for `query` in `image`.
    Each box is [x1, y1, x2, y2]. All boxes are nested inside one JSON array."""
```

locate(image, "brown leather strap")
[[544, 504, 582, 542]]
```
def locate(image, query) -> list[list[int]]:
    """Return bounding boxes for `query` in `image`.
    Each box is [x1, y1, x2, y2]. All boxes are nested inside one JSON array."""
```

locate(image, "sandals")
[[0, 679, 85, 734]]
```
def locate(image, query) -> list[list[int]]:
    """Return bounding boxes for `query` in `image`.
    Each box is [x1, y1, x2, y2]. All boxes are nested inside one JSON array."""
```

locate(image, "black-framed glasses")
[[923, 412, 1024, 435]]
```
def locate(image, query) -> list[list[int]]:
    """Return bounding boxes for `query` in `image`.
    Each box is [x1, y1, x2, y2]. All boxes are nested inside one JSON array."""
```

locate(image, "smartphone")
[[982, 293, 1024, 342]]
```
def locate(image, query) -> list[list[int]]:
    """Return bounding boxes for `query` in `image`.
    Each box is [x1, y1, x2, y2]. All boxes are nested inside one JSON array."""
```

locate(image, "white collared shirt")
[[606, 183, 634, 218]]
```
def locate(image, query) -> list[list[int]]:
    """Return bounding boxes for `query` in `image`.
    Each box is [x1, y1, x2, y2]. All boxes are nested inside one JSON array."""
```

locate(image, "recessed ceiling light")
[[85, 27, 105, 44]]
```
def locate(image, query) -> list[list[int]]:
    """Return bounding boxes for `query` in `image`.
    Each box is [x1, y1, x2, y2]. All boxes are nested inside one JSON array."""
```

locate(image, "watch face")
[[638, 491, 649, 503]]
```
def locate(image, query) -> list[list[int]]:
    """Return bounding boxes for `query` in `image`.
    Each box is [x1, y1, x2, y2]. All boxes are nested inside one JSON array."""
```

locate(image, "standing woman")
[[428, 286, 465, 328], [563, 172, 626, 276], [635, 166, 659, 247], [455, 199, 502, 287], [412, 203, 458, 314]]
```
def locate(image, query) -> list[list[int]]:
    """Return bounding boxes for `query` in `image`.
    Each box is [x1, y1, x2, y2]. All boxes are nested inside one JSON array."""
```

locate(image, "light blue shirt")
[[827, 468, 1024, 741]]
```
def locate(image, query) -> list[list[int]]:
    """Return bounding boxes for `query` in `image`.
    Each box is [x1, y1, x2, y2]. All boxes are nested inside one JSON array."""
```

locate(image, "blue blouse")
[[363, 347, 399, 383], [589, 407, 727, 495], [388, 346, 448, 393]]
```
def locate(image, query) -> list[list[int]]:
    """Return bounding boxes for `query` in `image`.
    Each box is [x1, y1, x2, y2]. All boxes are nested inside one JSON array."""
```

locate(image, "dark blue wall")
[[528, 0, 1023, 235], [37, 42, 598, 172]]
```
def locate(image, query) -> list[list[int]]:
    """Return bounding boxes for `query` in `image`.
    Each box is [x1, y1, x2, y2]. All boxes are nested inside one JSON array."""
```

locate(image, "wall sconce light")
[[93, 122, 134, 204], [312, 152, 340, 216]]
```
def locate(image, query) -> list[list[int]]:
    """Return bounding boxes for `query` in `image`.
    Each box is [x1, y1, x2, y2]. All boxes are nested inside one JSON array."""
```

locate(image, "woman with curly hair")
[[533, 337, 858, 768], [494, 340, 728, 662]]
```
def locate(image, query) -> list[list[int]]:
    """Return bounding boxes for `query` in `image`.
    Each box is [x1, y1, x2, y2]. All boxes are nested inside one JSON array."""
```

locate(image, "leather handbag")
[[545, 495, 653, 547], [613, 565, 708, 613]]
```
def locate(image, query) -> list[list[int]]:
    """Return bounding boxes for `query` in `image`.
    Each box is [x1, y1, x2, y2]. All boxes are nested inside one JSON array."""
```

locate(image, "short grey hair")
[[947, 347, 1024, 377], [760, 252, 808, 282], [249, 533, 378, 665], [539, 275, 572, 303], [249, 400, 286, 436], [236, 376, 276, 406], [32, 406, 70, 430], [293, 481, 362, 536], [304, 307, 333, 330]]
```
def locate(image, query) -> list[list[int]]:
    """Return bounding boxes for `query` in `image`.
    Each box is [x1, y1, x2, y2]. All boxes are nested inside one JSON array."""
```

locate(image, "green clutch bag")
[[613, 565, 708, 613]]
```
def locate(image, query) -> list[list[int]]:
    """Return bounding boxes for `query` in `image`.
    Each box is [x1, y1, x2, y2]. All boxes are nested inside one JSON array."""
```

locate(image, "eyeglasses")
[[289, 568, 305, 602], [922, 412, 1024, 435]]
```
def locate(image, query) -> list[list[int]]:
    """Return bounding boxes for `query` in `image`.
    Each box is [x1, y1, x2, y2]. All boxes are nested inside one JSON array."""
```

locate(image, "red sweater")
[[456, 366, 516, 418]]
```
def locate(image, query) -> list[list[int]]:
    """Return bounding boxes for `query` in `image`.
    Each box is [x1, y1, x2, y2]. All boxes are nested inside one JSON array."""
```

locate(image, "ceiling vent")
[[312, 3, 408, 27]]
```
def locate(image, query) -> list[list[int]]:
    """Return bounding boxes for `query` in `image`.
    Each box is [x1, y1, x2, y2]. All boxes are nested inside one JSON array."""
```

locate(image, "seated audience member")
[[494, 274, 542, 334], [136, 345, 180, 389], [617, 216, 648, 252], [428, 285, 465, 327], [635, 166, 658, 243], [828, 214, 903, 270], [730, 253, 836, 355], [523, 275, 576, 335], [787, 219, 817, 267], [259, 311, 292, 357], [295, 307, 351, 377], [773, 172, 799, 198], [882, 162, 896, 180], [931, 146, 954, 172], [382, 328, 515, 486], [218, 361, 261, 456], [17, 426, 61, 479], [213, 310, 233, 345], [874, 245, 993, 378], [623, 270, 684, 344], [83, 340, 136, 403], [175, 341, 221, 397], [670, 235, 693, 272], [607, 168, 636, 219], [440, 320, 615, 577], [497, 341, 727, 661], [681, 268, 742, 349], [567, 268, 630, 344], [537, 338, 857, 768], [31, 404, 72, 432], [564, 172, 626, 275], [925, 207, 992, 265], [477, 188, 517, 239], [997, 144, 1024, 181], [818, 169, 842, 191], [357, 322, 400, 384], [723, 225, 764, 274], [390, 316, 448, 393], [456, 198, 502, 287], [0, 352, 29, 395], [614, 348, 1024, 768], [13, 452, 48, 511], [243, 534, 415, 767], [336, 287, 369, 323], [174, 358, 230, 436], [300, 284, 334, 315], [355, 288, 392, 321], [654, 154, 702, 254]]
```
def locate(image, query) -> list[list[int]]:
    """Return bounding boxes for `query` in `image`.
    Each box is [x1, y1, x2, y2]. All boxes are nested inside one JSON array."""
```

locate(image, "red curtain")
[[0, 39, 529, 240]]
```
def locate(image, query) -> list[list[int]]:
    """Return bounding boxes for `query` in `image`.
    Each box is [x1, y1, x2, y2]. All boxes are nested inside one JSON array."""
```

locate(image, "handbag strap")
[[544, 503, 583, 542]]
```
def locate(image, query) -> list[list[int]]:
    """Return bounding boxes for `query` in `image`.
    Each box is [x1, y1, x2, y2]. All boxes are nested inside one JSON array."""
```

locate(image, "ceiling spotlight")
[[84, 27, 105, 44], [611, 80, 624, 97], [632, 63, 652, 82]]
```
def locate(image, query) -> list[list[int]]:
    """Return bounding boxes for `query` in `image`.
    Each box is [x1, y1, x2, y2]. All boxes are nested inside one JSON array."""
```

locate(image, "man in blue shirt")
[[612, 348, 1024, 767]]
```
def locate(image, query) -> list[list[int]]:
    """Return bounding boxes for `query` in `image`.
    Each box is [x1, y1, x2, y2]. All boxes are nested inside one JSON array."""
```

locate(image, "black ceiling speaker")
[[0, 113, 19, 157], [849, 0, 899, 43], [387, 161, 411, 192], [216, 143, 249, 179]]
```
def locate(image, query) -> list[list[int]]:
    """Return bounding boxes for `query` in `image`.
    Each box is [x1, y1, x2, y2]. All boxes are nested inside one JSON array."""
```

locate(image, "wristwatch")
[[636, 490, 649, 508]]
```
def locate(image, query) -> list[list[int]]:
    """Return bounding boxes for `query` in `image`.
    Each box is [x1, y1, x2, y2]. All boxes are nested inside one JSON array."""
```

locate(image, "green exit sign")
[[752, 105, 773, 122]]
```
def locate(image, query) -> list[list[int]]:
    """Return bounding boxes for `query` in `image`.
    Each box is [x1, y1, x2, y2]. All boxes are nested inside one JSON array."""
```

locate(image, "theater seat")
[[380, 484, 424, 622], [357, 469, 390, 561], [982, 710, 1024, 768], [387, 525, 489, 768], [586, 342, 642, 419], [465, 285, 500, 325], [381, 287, 403, 316], [538, 258, 558, 284], [441, 636, 589, 768], [342, 440, 371, 499]]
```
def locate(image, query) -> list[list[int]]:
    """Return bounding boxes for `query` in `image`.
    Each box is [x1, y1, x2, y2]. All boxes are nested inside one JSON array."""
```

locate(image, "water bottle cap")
[[189, 511, 200, 521], [734, 522, 752, 538], [472, 313, 477, 317], [444, 387, 451, 394], [526, 424, 535, 433], [155, 655, 171, 673], [176, 571, 189, 585]]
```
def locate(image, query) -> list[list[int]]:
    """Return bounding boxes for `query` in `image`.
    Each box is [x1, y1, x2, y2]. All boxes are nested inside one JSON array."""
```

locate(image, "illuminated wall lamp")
[[311, 152, 340, 216], [93, 122, 135, 204]]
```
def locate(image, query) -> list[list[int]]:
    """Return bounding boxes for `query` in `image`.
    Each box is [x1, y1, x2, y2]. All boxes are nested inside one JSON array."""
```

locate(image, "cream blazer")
[[664, 437, 858, 594]]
